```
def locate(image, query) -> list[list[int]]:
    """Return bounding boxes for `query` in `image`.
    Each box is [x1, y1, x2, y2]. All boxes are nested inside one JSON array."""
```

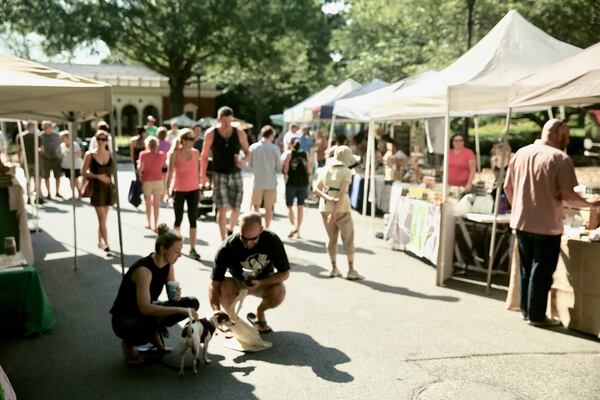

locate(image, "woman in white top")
[[59, 131, 83, 198], [314, 146, 364, 280]]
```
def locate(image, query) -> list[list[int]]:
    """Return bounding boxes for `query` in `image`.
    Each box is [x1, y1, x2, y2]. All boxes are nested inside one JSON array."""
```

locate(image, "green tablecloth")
[[0, 265, 55, 338]]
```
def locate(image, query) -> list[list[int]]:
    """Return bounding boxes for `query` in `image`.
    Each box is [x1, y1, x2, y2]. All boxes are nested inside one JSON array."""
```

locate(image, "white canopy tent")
[[283, 79, 361, 124], [0, 52, 124, 273], [510, 41, 600, 108], [362, 10, 581, 285]]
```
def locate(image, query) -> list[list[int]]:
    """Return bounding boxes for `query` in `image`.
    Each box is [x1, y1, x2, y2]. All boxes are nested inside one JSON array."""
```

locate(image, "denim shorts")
[[285, 185, 308, 206]]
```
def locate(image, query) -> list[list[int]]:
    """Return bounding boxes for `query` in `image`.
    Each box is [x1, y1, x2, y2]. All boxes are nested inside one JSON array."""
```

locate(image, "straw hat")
[[331, 145, 360, 168]]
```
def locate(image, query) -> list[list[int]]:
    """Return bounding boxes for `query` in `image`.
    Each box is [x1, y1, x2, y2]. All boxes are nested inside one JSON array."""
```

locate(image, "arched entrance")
[[143, 105, 159, 123], [121, 105, 138, 135]]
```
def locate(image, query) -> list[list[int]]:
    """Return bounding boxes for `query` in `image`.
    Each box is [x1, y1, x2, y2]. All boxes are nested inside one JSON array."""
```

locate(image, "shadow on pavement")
[[444, 276, 508, 302], [285, 238, 375, 255], [357, 280, 460, 302], [232, 331, 353, 383], [288, 257, 330, 279]]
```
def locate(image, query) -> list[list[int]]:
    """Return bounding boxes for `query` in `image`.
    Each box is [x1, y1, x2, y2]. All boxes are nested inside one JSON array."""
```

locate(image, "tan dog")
[[179, 310, 234, 375]]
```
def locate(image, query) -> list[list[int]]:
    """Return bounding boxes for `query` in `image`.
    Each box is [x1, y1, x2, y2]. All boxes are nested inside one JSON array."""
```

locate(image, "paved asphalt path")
[[1, 164, 598, 400]]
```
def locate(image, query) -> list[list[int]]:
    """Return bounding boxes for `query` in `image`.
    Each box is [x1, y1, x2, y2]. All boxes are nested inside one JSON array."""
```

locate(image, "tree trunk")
[[466, 0, 476, 50], [168, 76, 186, 117]]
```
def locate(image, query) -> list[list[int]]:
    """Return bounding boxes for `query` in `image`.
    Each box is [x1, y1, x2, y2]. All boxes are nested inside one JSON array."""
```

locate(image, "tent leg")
[[474, 116, 481, 173], [486, 109, 512, 292], [68, 120, 78, 272], [369, 122, 376, 237], [33, 120, 40, 232], [362, 121, 373, 217], [109, 114, 126, 275], [547, 107, 554, 119], [438, 99, 451, 286]]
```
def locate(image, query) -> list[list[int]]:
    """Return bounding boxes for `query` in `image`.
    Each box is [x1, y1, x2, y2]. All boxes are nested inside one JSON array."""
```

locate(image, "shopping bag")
[[128, 179, 142, 207], [80, 177, 94, 198]]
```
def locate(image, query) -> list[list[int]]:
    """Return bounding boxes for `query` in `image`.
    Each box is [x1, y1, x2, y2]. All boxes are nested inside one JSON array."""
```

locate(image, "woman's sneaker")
[[329, 267, 342, 278], [346, 269, 364, 281], [189, 248, 200, 261]]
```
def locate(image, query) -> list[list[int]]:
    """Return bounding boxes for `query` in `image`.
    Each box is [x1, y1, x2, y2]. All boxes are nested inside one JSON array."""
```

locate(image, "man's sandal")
[[247, 312, 273, 334]]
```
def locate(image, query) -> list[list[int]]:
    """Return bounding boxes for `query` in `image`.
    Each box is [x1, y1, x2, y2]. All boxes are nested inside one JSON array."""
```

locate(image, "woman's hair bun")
[[157, 223, 170, 236]]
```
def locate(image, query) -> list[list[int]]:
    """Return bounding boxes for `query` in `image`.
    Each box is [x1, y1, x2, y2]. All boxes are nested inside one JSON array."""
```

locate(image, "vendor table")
[[0, 265, 55, 338], [506, 238, 600, 338], [454, 213, 513, 277], [0, 185, 34, 264], [384, 195, 441, 265]]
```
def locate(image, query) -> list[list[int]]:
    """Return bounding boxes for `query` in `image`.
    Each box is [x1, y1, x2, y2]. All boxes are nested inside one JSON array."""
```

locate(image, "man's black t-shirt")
[[212, 230, 290, 282]]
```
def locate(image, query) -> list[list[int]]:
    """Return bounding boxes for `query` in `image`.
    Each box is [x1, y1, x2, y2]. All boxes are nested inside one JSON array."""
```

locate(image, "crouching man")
[[209, 212, 290, 333]]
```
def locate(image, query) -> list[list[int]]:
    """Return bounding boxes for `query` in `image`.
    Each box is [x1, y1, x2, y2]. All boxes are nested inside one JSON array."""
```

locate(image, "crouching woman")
[[110, 224, 199, 365]]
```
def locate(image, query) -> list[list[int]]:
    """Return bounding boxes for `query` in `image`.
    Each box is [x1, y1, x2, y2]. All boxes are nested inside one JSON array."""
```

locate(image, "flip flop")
[[287, 229, 298, 238], [246, 312, 273, 334]]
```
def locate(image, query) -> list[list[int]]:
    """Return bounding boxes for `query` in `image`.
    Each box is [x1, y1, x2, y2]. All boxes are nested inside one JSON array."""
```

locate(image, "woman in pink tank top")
[[166, 128, 201, 260]]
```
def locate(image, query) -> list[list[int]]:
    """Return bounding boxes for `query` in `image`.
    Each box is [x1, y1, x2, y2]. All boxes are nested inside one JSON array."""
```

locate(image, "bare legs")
[[217, 206, 239, 241], [95, 205, 110, 249], [143, 194, 160, 231], [287, 205, 303, 237]]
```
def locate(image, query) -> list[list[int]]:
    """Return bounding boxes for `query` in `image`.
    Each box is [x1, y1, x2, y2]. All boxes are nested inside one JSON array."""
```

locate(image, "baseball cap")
[[147, 115, 157, 122]]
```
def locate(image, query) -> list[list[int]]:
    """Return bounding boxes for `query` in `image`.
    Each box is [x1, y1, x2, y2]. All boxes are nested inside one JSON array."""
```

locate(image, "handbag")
[[80, 177, 94, 198], [128, 179, 142, 207]]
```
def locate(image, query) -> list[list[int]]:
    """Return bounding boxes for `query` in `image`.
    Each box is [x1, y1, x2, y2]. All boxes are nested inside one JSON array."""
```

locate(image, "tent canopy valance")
[[368, 10, 581, 121], [319, 79, 389, 120], [510, 41, 600, 108], [0, 52, 112, 122]]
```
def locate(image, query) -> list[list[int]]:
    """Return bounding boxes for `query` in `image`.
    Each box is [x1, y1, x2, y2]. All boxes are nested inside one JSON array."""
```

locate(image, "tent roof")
[[510, 41, 600, 107], [333, 72, 437, 121], [0, 52, 112, 122], [319, 79, 389, 119], [164, 114, 197, 127], [283, 79, 361, 123], [369, 10, 580, 120]]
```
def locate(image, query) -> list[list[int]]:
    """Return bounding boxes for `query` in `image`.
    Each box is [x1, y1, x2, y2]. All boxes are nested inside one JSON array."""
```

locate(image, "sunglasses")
[[241, 233, 260, 242], [97, 137, 108, 142], [183, 136, 194, 141]]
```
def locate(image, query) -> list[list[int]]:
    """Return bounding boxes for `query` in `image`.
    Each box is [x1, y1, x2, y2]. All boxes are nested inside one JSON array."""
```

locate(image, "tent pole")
[[439, 96, 451, 287], [559, 106, 566, 120], [362, 121, 374, 217], [474, 116, 481, 173], [369, 120, 377, 239], [16, 121, 32, 205], [486, 108, 512, 292], [68, 119, 78, 272], [109, 113, 125, 274], [547, 107, 554, 119], [328, 115, 336, 148], [33, 120, 40, 232]]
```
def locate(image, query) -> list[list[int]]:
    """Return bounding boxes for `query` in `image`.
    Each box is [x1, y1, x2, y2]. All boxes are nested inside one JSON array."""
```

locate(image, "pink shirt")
[[504, 140, 578, 235], [173, 149, 200, 192], [138, 150, 166, 182], [448, 148, 475, 186]]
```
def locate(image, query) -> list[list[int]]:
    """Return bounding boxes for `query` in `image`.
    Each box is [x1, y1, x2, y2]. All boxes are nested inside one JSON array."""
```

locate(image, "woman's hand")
[[180, 307, 198, 320], [245, 279, 262, 291], [327, 213, 336, 224], [328, 196, 340, 203], [464, 182, 472, 193]]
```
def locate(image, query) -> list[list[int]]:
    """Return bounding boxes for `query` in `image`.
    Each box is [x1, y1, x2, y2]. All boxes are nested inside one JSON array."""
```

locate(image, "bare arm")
[[282, 152, 291, 175], [208, 280, 222, 313], [166, 150, 176, 192], [200, 130, 214, 184], [133, 268, 189, 318], [465, 158, 476, 191], [129, 139, 135, 163], [238, 129, 250, 159]]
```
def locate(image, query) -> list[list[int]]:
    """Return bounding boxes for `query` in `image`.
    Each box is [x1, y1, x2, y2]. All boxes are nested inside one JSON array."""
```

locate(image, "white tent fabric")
[[0, 52, 112, 121], [510, 42, 600, 108], [164, 114, 197, 127], [283, 79, 361, 123], [333, 71, 437, 121], [368, 10, 580, 120]]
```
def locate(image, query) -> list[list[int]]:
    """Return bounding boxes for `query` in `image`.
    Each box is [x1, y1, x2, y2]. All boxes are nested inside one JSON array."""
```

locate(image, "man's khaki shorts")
[[252, 188, 277, 209], [226, 277, 284, 298], [142, 180, 164, 197]]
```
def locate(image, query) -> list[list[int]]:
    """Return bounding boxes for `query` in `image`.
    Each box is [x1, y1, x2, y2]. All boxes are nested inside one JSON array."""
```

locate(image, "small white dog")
[[179, 310, 234, 375]]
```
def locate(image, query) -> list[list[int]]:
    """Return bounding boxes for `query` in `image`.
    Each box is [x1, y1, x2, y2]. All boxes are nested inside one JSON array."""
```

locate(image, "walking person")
[[282, 138, 310, 238], [314, 146, 364, 280], [110, 224, 199, 365], [200, 106, 250, 240], [504, 119, 600, 326], [59, 131, 83, 199], [130, 127, 147, 174], [81, 130, 115, 252], [138, 137, 167, 233], [167, 129, 201, 260], [248, 125, 281, 228], [156, 127, 171, 202], [39, 120, 63, 199]]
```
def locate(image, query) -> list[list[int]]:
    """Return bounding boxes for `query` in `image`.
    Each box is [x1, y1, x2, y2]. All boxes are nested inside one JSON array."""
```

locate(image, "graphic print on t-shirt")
[[240, 254, 270, 280]]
